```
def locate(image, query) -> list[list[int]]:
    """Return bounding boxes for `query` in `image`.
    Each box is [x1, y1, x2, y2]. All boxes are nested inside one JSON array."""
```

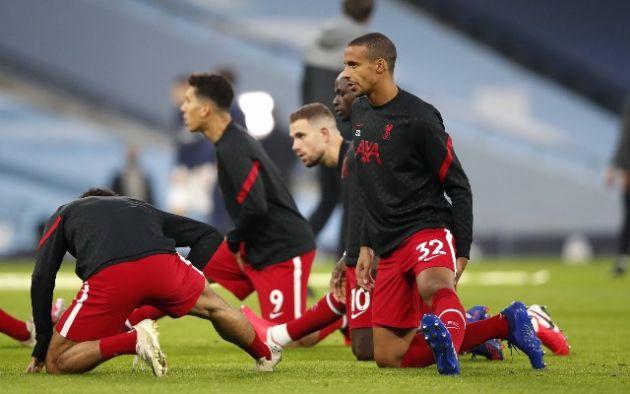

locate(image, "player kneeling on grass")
[[26, 188, 280, 376]]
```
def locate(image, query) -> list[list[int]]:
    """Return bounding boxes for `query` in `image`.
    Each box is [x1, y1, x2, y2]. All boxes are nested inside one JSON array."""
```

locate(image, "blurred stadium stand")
[[0, 0, 623, 257], [0, 91, 172, 256], [404, 0, 630, 114]]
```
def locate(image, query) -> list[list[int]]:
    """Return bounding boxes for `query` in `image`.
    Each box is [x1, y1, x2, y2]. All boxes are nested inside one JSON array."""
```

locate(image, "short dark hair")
[[80, 188, 118, 198], [290, 103, 335, 124], [188, 73, 234, 111], [343, 0, 374, 23], [348, 32, 397, 72]]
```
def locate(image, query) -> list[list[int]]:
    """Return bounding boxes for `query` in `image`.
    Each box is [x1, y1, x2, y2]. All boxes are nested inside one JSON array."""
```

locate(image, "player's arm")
[[356, 218, 375, 291], [418, 120, 473, 280], [330, 253, 347, 303], [30, 211, 67, 365], [222, 151, 268, 253], [160, 209, 223, 270]]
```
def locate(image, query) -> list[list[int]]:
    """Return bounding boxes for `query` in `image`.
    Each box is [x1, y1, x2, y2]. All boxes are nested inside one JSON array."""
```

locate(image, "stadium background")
[[0, 0, 629, 391], [0, 0, 628, 259]]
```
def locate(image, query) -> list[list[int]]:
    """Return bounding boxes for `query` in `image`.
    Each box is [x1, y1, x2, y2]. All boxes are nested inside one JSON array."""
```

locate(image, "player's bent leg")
[[45, 331, 79, 374], [189, 282, 256, 347], [351, 328, 374, 361], [188, 282, 280, 370], [372, 326, 415, 368], [416, 267, 455, 306]]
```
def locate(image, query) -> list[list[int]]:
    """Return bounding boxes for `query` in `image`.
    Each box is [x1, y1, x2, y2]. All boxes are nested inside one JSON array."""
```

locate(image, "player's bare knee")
[[351, 331, 374, 361], [352, 344, 374, 361], [374, 353, 400, 368], [45, 358, 62, 374], [192, 283, 229, 318]]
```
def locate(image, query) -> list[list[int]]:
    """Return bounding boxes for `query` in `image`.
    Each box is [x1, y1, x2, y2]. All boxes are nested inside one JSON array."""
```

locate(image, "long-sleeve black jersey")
[[215, 122, 316, 268], [31, 196, 223, 361], [350, 89, 473, 258], [339, 140, 363, 267]]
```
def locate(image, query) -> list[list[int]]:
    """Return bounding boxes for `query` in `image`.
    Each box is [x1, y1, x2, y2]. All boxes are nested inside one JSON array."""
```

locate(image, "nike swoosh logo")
[[422, 255, 441, 262], [351, 310, 367, 319], [269, 312, 284, 320]]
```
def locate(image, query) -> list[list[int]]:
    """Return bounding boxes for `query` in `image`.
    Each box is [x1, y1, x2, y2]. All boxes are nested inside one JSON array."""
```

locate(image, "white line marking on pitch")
[[0, 270, 549, 291]]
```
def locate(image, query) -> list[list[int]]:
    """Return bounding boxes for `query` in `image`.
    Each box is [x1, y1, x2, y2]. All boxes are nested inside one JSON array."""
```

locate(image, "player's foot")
[[527, 304, 570, 356], [421, 314, 460, 375], [254, 343, 282, 372], [611, 256, 628, 277], [20, 320, 36, 347], [465, 305, 503, 360], [134, 319, 167, 377], [241, 305, 277, 346], [51, 298, 66, 325], [501, 301, 545, 369]]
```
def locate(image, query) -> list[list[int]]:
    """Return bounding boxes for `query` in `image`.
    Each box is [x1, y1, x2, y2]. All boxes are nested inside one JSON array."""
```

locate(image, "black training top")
[[215, 122, 315, 268], [350, 89, 473, 258], [31, 196, 223, 361], [339, 140, 362, 267]]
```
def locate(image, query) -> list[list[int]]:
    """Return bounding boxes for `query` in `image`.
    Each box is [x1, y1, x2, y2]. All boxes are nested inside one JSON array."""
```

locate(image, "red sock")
[[244, 332, 272, 360], [316, 317, 344, 342], [401, 313, 510, 368], [99, 331, 137, 360], [126, 306, 166, 328], [0, 309, 30, 341], [286, 293, 345, 340], [460, 314, 509, 352], [401, 333, 435, 367], [431, 288, 466, 353]]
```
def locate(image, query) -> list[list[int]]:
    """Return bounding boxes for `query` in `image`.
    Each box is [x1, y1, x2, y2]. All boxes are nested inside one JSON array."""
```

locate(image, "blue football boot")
[[421, 314, 460, 375], [466, 305, 504, 360], [501, 301, 545, 369]]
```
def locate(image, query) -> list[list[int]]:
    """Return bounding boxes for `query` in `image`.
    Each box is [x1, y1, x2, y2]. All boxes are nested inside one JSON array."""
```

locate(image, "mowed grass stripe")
[[0, 258, 628, 393]]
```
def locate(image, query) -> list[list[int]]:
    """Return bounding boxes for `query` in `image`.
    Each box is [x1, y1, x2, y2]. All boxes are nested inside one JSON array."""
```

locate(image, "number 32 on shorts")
[[416, 239, 447, 262]]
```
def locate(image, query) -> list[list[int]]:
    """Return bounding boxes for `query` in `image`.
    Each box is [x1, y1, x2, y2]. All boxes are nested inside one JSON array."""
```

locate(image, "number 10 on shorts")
[[350, 288, 370, 319]]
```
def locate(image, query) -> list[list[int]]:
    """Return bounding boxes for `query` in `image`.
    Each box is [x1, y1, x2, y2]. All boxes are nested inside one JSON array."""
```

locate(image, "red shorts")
[[345, 266, 373, 330], [372, 228, 456, 329], [56, 253, 205, 342], [203, 241, 315, 324]]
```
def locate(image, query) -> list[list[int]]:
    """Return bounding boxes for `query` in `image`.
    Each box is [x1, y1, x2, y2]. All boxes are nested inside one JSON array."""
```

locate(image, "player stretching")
[[27, 189, 280, 376], [128, 74, 317, 336], [344, 33, 544, 374], [243, 76, 373, 359]]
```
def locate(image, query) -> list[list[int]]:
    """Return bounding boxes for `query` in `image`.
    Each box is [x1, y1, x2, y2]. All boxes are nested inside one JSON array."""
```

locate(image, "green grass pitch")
[[1, 257, 629, 393]]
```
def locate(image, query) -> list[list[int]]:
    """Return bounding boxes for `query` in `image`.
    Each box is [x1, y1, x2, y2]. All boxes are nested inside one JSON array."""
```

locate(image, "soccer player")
[[180, 73, 316, 323], [243, 77, 372, 358], [26, 188, 280, 376], [129, 74, 317, 331], [290, 78, 374, 359], [606, 96, 630, 276], [343, 33, 544, 374]]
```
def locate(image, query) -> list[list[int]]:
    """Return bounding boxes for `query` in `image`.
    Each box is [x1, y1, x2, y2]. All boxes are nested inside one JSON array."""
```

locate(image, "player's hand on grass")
[[330, 254, 347, 303], [356, 246, 375, 291], [26, 357, 44, 373], [454, 257, 468, 288]]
